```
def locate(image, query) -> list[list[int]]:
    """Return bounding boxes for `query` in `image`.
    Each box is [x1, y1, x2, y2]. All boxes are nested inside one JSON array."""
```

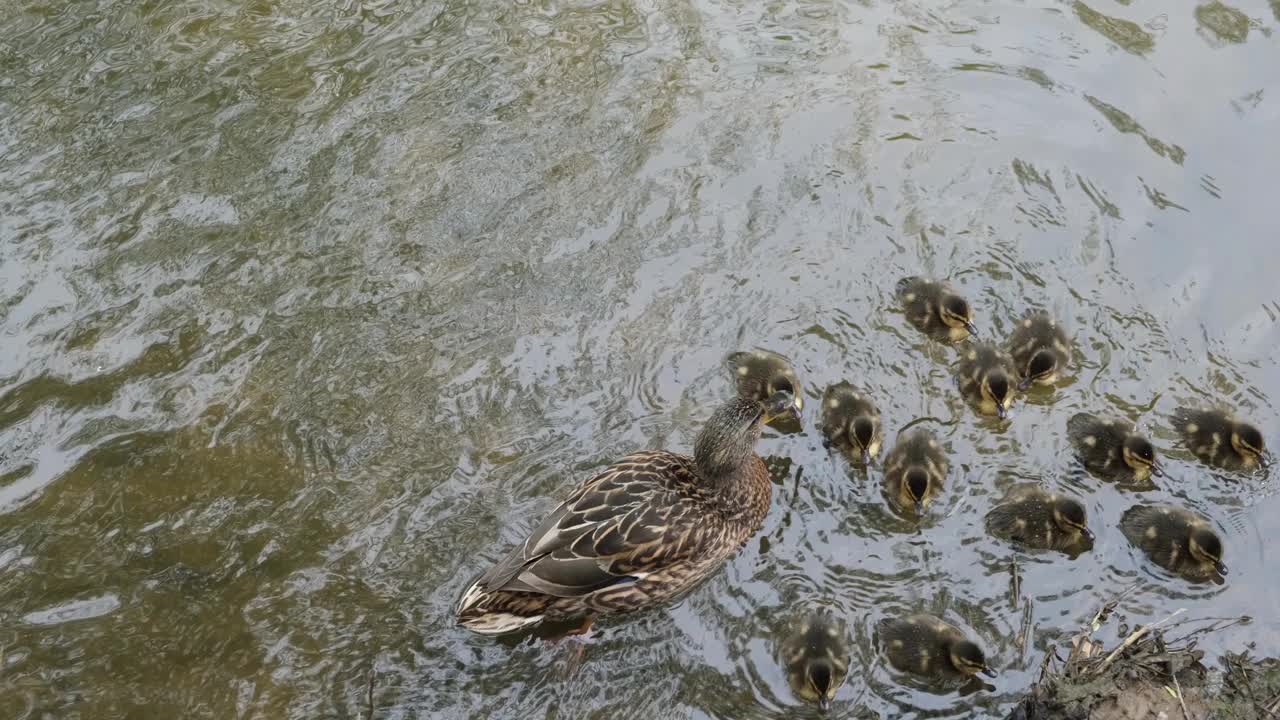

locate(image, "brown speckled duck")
[[880, 613, 995, 679], [956, 342, 1017, 419], [1171, 406, 1269, 471], [882, 428, 948, 515], [1120, 504, 1227, 582], [985, 485, 1094, 556], [1006, 311, 1071, 390], [820, 382, 883, 465], [455, 391, 802, 635], [896, 276, 978, 342], [780, 610, 851, 711], [1066, 412, 1164, 482]]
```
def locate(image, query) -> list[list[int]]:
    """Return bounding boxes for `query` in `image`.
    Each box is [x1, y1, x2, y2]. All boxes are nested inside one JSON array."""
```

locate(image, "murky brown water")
[[2, 0, 1279, 717]]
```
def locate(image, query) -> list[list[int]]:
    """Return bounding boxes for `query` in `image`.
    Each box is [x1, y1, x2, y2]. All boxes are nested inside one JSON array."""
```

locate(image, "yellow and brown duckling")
[[727, 350, 803, 419], [985, 485, 1094, 556], [880, 614, 995, 679], [1066, 412, 1164, 483], [1120, 504, 1227, 582], [896, 276, 978, 342], [1171, 406, 1269, 471], [882, 428, 948, 515], [1006, 311, 1071, 390], [455, 391, 802, 635], [955, 343, 1017, 419], [820, 382, 882, 465], [780, 610, 851, 711]]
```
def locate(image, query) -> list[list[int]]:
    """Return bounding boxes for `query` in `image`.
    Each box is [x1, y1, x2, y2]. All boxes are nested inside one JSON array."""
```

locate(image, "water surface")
[[2, 0, 1279, 717]]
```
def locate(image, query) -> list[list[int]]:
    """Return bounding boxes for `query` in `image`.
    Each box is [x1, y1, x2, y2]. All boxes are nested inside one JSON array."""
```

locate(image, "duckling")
[[1006, 312, 1071, 390], [820, 382, 882, 465], [955, 343, 1017, 419], [1171, 406, 1269, 471], [779, 610, 851, 711], [985, 485, 1094, 556], [1066, 412, 1164, 482], [896, 276, 978, 342], [882, 428, 948, 515], [880, 613, 995, 679], [1120, 504, 1227, 582], [727, 350, 803, 413]]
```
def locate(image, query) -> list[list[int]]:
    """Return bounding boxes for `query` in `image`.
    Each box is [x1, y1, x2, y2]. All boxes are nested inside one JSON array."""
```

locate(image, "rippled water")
[[2, 0, 1278, 717]]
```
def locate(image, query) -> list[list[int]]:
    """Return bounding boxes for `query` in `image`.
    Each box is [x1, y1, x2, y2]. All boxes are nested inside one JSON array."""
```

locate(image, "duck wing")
[[474, 451, 712, 598]]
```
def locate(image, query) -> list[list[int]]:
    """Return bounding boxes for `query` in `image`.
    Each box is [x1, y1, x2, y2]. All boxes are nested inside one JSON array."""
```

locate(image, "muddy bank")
[[1006, 598, 1280, 720]]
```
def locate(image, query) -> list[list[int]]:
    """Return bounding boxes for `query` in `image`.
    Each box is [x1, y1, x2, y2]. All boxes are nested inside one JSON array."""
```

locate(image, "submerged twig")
[[366, 661, 376, 720], [1171, 671, 1190, 720], [1009, 558, 1021, 611], [1098, 609, 1186, 672]]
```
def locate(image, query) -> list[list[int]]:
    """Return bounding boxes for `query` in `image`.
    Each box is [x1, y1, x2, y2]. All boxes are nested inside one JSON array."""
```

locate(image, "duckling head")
[[1121, 435, 1164, 478], [940, 294, 978, 337], [981, 371, 1013, 419], [904, 467, 931, 514], [1231, 422, 1269, 468], [850, 416, 880, 464], [1051, 497, 1095, 541], [804, 658, 840, 711], [1189, 527, 1228, 576], [1018, 349, 1059, 390], [730, 351, 804, 415], [947, 639, 995, 678]]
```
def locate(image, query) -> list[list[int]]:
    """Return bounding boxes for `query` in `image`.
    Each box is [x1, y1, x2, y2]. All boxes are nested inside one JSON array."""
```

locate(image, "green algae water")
[[2, 0, 1279, 717]]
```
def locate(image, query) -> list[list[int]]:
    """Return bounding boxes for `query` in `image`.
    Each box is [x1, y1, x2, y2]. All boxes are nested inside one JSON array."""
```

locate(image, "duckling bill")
[[820, 382, 883, 465], [880, 613, 995, 679], [985, 485, 1094, 556], [896, 276, 978, 342], [780, 611, 851, 711], [454, 391, 797, 635], [1006, 312, 1071, 390], [882, 428, 948, 515], [1066, 412, 1163, 482], [727, 350, 804, 422], [955, 343, 1017, 419], [1120, 504, 1227, 582], [1171, 406, 1269, 471]]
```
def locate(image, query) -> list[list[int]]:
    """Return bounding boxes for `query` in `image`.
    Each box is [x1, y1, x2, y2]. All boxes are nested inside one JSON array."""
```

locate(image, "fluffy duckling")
[[896, 276, 978, 342], [780, 611, 851, 711], [1066, 412, 1164, 483], [1006, 312, 1071, 390], [880, 614, 995, 679], [1171, 406, 1269, 471], [727, 350, 803, 414], [1120, 504, 1227, 582], [882, 428, 948, 515], [820, 382, 882, 465], [985, 485, 1094, 556], [955, 343, 1017, 419]]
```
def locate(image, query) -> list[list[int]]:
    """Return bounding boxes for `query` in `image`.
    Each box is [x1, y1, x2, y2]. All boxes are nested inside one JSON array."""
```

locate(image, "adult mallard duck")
[[896, 276, 978, 342], [819, 382, 882, 465], [955, 342, 1017, 419], [985, 485, 1094, 556], [1005, 311, 1071, 390], [1120, 504, 1227, 582], [1171, 406, 1269, 471], [1066, 412, 1164, 483], [879, 613, 995, 679], [780, 610, 851, 711], [454, 391, 802, 636]]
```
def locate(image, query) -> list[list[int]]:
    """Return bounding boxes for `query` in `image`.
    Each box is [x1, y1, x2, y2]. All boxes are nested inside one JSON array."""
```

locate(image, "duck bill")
[[964, 321, 979, 337], [981, 667, 996, 678], [1080, 527, 1095, 541], [1261, 454, 1273, 469], [1215, 561, 1229, 576], [1150, 462, 1166, 478], [913, 499, 924, 515], [790, 394, 804, 420], [1016, 377, 1031, 391], [861, 448, 871, 465], [996, 403, 1008, 420], [818, 697, 831, 712]]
